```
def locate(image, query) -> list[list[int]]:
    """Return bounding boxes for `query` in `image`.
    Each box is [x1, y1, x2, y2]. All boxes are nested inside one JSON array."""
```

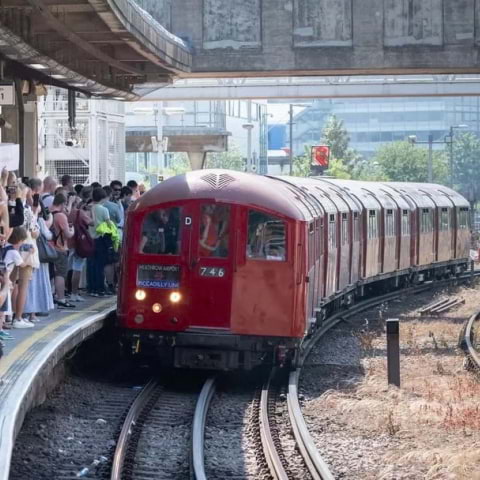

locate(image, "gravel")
[[300, 283, 480, 479], [9, 376, 139, 480]]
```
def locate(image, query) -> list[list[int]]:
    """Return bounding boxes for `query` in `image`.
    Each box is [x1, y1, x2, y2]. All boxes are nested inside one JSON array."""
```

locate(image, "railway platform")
[[0, 296, 116, 479]]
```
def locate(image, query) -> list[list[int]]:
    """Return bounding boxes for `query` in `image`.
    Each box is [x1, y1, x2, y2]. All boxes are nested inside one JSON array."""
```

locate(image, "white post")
[[155, 101, 164, 173]]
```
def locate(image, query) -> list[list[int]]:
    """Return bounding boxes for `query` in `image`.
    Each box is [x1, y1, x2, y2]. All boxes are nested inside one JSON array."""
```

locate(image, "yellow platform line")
[[0, 298, 113, 377]]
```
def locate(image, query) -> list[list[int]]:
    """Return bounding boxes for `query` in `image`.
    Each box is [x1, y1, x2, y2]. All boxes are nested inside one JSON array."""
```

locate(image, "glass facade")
[[292, 97, 480, 158]]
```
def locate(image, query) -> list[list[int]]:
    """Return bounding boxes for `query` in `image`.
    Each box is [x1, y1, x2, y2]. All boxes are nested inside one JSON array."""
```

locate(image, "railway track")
[[461, 308, 480, 373], [191, 273, 480, 480], [111, 377, 207, 480]]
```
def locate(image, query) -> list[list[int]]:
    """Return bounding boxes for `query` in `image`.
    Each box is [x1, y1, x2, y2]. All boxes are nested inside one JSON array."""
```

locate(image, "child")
[[0, 227, 35, 330]]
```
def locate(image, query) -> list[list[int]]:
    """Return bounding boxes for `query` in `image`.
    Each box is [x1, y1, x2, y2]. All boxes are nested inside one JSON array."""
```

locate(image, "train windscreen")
[[139, 207, 181, 255]]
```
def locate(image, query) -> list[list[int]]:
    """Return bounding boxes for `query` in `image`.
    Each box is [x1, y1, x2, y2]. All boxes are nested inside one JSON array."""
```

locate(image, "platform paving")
[[0, 295, 116, 479]]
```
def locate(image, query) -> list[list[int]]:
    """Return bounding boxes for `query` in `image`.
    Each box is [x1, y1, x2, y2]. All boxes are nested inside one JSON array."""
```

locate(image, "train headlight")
[[152, 303, 162, 313], [169, 292, 181, 303], [134, 314, 144, 324], [135, 289, 146, 301]]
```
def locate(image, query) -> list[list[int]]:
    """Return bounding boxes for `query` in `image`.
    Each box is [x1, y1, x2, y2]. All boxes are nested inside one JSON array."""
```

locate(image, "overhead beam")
[[26, 0, 143, 75], [141, 78, 480, 101]]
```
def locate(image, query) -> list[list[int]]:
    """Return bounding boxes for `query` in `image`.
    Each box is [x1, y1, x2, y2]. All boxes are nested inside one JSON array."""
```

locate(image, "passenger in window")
[[213, 206, 229, 257], [199, 205, 220, 257]]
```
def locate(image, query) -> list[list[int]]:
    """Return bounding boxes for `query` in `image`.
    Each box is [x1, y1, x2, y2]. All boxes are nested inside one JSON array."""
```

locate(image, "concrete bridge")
[[169, 0, 480, 78], [2, 1, 480, 99]]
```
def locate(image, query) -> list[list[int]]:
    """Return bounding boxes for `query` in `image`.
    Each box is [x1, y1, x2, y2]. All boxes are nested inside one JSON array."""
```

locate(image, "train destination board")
[[137, 264, 181, 288]]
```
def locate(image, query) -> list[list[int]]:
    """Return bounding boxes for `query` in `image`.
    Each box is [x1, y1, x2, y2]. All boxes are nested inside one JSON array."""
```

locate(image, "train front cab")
[[118, 198, 304, 370]]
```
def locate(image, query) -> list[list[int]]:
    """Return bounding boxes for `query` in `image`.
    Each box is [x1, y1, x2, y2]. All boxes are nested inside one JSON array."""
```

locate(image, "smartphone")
[[33, 193, 40, 207], [20, 244, 33, 252], [0, 226, 4, 235]]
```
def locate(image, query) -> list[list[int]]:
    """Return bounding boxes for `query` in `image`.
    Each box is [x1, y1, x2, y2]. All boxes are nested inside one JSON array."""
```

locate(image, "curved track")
[[462, 308, 480, 372]]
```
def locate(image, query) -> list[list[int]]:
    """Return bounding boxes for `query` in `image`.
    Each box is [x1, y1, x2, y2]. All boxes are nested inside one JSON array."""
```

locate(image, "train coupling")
[[275, 345, 287, 366]]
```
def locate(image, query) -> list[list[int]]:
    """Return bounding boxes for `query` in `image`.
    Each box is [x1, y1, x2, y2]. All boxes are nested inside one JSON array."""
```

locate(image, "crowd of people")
[[0, 170, 141, 350]]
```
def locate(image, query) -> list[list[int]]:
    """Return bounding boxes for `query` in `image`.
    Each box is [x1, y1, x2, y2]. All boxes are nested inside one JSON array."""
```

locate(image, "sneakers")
[[56, 300, 76, 309], [0, 331, 13, 340], [71, 294, 86, 302], [13, 319, 34, 329]]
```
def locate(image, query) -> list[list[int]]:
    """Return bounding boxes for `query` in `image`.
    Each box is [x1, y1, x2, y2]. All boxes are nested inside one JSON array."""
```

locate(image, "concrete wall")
[[167, 0, 480, 75], [134, 0, 172, 30]]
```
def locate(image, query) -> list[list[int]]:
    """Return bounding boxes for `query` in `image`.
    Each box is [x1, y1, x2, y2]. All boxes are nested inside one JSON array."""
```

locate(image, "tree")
[[292, 116, 361, 178], [452, 132, 480, 206], [320, 115, 361, 171], [370, 141, 448, 183], [292, 145, 312, 177], [164, 152, 190, 176], [205, 142, 245, 171], [325, 158, 352, 179]]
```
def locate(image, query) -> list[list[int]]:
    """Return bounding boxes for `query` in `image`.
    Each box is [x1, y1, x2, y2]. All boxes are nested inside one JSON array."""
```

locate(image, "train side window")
[[341, 213, 348, 245], [140, 207, 181, 255], [199, 204, 230, 258], [328, 214, 336, 248], [440, 207, 449, 231], [385, 209, 395, 237], [458, 207, 470, 229], [421, 208, 432, 233], [368, 210, 377, 239], [401, 210, 410, 236], [247, 210, 286, 261]]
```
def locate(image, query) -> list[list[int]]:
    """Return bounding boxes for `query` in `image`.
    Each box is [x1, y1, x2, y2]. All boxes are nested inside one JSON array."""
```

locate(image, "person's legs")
[[71, 255, 86, 301], [91, 238, 106, 295], [54, 253, 74, 308], [15, 267, 32, 322]]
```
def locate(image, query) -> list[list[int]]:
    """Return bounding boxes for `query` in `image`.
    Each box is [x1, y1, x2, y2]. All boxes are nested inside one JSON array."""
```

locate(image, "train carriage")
[[117, 170, 471, 370]]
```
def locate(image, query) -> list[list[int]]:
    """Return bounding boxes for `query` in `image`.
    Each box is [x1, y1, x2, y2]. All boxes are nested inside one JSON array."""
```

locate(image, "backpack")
[[73, 208, 95, 258], [0, 244, 15, 272]]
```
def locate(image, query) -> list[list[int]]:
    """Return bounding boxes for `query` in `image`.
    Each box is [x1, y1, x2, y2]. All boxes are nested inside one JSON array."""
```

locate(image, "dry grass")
[[306, 285, 480, 478]]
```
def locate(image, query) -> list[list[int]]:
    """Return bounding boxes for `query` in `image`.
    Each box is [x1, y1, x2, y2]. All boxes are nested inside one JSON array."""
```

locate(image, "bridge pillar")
[[187, 151, 206, 170], [1, 99, 38, 179], [23, 101, 39, 179]]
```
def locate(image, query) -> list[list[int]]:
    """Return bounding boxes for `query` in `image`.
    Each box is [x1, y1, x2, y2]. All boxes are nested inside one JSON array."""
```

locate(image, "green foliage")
[[292, 145, 312, 177], [292, 115, 361, 178], [370, 141, 448, 183], [321, 115, 362, 170], [321, 115, 350, 161], [452, 132, 480, 204], [325, 158, 352, 179], [205, 143, 245, 171], [164, 152, 191, 176]]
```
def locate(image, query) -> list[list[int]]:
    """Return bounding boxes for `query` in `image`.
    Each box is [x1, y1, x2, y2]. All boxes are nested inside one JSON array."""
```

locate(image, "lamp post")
[[407, 134, 436, 183], [449, 124, 469, 187]]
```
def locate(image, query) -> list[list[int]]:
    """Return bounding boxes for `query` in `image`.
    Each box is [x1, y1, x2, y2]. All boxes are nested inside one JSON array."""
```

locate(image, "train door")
[[231, 208, 298, 337], [187, 202, 235, 329]]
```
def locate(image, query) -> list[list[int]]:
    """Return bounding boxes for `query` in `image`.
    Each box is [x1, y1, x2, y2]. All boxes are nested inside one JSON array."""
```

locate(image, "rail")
[[191, 377, 216, 480], [285, 284, 455, 480], [260, 372, 289, 480], [110, 379, 159, 480], [462, 309, 480, 371]]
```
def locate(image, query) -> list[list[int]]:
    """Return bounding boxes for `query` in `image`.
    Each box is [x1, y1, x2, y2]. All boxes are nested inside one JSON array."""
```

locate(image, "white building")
[[39, 88, 125, 184], [125, 99, 268, 175]]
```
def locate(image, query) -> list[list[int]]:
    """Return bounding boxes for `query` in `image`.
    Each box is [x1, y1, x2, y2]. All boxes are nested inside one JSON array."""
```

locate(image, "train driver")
[[140, 208, 180, 255]]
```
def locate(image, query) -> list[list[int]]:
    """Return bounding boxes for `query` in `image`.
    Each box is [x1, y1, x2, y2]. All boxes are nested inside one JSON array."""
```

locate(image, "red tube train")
[[117, 170, 471, 370]]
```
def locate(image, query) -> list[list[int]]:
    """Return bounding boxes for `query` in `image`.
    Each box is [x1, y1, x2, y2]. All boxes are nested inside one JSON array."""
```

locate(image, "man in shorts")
[[50, 194, 75, 308]]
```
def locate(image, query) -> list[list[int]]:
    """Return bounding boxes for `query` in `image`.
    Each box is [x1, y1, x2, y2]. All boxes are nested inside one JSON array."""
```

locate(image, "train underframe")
[[119, 259, 471, 371]]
